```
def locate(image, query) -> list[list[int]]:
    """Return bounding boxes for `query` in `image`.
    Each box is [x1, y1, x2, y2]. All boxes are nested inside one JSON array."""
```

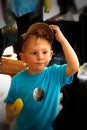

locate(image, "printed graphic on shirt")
[[33, 88, 44, 102]]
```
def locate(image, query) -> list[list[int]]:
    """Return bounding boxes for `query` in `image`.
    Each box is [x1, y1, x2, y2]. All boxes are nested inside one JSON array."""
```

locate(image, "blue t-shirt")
[[11, 0, 38, 17], [4, 64, 73, 130]]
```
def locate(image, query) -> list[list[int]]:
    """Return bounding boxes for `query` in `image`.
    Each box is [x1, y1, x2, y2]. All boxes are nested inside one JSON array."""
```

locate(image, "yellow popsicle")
[[10, 98, 24, 116]]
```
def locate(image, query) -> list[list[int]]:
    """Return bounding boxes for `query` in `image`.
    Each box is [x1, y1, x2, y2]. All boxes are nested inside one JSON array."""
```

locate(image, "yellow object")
[[78, 65, 83, 72], [43, 0, 51, 13], [10, 98, 24, 116]]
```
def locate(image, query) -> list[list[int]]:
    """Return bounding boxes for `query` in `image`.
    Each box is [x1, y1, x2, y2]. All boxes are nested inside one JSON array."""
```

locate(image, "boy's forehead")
[[25, 36, 52, 46], [23, 36, 52, 51]]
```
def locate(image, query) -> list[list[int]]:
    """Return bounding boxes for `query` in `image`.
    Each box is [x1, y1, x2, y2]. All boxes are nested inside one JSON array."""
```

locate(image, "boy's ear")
[[50, 50, 53, 58], [19, 52, 25, 61], [49, 50, 53, 61]]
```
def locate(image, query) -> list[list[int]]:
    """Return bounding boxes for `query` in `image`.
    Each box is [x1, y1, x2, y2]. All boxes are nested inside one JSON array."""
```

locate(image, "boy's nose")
[[38, 53, 43, 60]]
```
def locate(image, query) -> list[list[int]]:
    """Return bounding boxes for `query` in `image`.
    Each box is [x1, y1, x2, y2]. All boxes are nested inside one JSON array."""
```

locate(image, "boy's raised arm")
[[50, 25, 79, 76]]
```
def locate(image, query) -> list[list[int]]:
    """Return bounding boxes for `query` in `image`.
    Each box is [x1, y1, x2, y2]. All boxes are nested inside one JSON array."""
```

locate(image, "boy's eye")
[[43, 51, 47, 54], [31, 51, 48, 55], [31, 52, 37, 55]]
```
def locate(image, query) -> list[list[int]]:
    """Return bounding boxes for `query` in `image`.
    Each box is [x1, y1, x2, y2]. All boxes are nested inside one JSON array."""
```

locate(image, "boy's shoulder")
[[12, 69, 26, 79], [48, 64, 67, 69]]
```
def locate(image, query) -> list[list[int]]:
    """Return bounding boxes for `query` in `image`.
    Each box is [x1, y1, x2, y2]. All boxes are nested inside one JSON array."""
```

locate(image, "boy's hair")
[[18, 22, 54, 52]]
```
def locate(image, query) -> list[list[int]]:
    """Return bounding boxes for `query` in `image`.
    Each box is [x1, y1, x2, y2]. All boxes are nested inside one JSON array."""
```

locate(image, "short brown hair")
[[18, 22, 54, 52]]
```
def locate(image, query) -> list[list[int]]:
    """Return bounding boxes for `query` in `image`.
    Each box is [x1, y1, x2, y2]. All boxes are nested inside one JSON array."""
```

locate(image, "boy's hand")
[[50, 25, 65, 43]]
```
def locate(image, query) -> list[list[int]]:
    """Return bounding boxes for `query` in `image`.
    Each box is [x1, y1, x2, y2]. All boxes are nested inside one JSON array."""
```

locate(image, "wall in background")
[[43, 0, 87, 21], [74, 0, 87, 10], [43, 0, 59, 21]]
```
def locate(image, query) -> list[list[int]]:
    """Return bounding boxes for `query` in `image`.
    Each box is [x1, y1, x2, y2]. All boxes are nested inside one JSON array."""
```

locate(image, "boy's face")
[[20, 36, 53, 74]]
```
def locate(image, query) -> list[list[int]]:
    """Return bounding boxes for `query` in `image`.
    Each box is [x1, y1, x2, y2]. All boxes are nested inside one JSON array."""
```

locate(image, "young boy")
[[4, 22, 79, 130]]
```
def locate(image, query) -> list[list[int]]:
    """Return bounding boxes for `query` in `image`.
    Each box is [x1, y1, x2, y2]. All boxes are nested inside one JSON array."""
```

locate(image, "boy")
[[4, 22, 79, 130]]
